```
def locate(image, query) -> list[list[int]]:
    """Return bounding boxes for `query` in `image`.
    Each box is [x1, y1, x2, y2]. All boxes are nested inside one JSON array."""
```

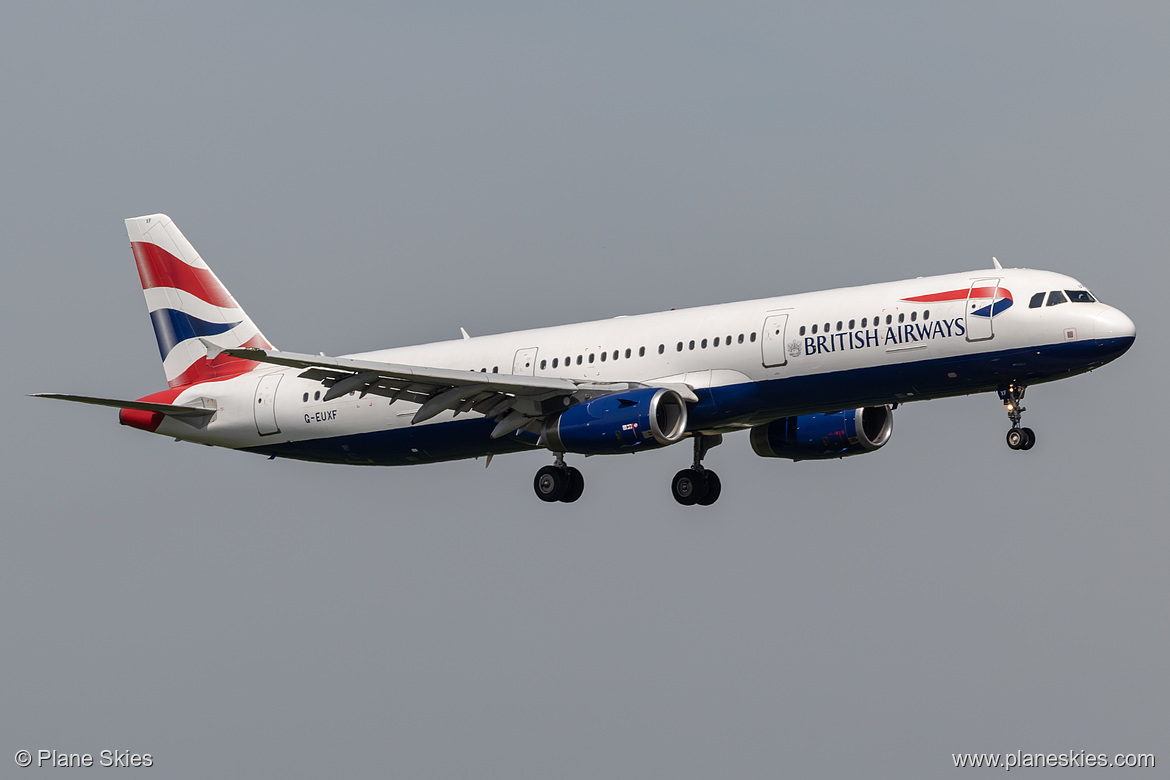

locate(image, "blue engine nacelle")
[[750, 405, 894, 461], [542, 387, 689, 455]]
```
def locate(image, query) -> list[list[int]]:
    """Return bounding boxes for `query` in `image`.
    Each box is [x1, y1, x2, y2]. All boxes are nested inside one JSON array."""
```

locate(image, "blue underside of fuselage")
[[242, 337, 1134, 466]]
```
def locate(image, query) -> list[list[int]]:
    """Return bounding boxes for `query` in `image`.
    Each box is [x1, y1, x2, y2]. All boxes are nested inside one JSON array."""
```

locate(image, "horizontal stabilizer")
[[30, 393, 216, 419]]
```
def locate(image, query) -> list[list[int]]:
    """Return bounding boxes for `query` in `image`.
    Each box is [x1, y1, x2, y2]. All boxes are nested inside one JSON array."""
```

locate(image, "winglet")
[[460, 327, 471, 340], [992, 256, 1002, 270]]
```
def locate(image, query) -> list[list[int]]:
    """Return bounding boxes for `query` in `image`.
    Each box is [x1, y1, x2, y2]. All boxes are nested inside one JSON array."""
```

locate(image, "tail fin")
[[126, 214, 274, 388]]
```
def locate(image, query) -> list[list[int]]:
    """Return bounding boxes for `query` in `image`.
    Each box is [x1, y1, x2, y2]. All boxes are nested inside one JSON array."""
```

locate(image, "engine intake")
[[750, 405, 894, 461], [543, 387, 688, 455]]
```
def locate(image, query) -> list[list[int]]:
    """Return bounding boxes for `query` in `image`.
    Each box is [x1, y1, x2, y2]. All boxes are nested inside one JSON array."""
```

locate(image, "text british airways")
[[804, 317, 966, 356]]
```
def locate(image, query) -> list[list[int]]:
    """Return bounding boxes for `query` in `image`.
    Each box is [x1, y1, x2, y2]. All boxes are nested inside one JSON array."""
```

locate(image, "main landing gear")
[[531, 435, 726, 506], [533, 453, 585, 503], [998, 383, 1036, 451], [671, 434, 723, 506]]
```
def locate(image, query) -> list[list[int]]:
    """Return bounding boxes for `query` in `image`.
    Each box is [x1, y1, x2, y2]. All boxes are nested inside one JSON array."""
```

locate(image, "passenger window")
[[812, 323, 818, 334], [689, 340, 695, 350], [924, 310, 930, 320], [576, 355, 582, 365], [700, 338, 707, 348], [492, 366, 498, 373], [1029, 292, 1044, 309], [314, 391, 320, 400], [799, 326, 806, 336], [625, 348, 632, 358], [848, 319, 855, 329], [1047, 290, 1068, 306], [738, 334, 744, 343], [600, 351, 606, 362], [726, 334, 732, 345], [750, 332, 756, 342], [861, 318, 867, 328], [713, 337, 720, 347], [589, 353, 595, 363], [910, 311, 917, 322], [540, 359, 546, 370], [836, 321, 842, 331], [676, 342, 683, 352], [886, 315, 893, 325], [824, 322, 830, 333], [552, 358, 559, 368], [657, 344, 663, 354], [640, 346, 646, 357], [898, 313, 905, 323]]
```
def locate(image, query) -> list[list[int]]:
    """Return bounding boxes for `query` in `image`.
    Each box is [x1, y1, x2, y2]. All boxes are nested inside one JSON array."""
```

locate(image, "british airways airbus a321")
[[36, 215, 1136, 505]]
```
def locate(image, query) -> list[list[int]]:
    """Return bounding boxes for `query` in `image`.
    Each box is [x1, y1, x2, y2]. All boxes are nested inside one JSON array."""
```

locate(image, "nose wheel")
[[534, 454, 585, 503], [672, 434, 723, 506], [998, 383, 1036, 451]]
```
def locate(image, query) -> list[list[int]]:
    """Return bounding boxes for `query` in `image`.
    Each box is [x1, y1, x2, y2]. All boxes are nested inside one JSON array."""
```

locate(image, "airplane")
[[35, 214, 1136, 506]]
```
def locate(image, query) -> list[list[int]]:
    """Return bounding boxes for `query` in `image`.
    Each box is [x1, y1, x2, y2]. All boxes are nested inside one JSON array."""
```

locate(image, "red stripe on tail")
[[165, 333, 270, 389], [131, 241, 240, 309]]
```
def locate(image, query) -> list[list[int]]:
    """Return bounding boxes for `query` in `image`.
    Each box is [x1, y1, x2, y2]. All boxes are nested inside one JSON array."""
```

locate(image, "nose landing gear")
[[998, 383, 1036, 451], [534, 453, 585, 503], [671, 434, 723, 506]]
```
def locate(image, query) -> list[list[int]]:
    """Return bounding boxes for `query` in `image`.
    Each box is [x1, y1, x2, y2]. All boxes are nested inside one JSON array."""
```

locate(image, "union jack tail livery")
[[126, 214, 273, 388]]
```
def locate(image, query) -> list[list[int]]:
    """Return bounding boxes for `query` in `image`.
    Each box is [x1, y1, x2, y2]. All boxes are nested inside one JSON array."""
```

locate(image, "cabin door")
[[761, 313, 790, 367], [512, 347, 538, 376], [965, 278, 1000, 342], [253, 373, 283, 436]]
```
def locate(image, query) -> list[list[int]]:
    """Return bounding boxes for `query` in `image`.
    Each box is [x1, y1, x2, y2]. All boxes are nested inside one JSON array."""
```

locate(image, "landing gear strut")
[[672, 434, 723, 506], [998, 383, 1036, 451], [533, 453, 585, 503]]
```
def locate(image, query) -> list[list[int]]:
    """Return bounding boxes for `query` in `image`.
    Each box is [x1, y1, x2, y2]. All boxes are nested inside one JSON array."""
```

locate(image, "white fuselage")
[[148, 267, 1135, 464]]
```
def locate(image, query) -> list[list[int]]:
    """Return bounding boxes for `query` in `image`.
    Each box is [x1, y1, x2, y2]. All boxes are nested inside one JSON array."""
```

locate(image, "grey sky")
[[2, 3, 1166, 777]]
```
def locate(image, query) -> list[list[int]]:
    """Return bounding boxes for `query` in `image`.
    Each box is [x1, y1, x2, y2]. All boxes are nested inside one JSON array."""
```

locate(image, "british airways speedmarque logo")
[[799, 286, 1013, 357], [901, 286, 1014, 318]]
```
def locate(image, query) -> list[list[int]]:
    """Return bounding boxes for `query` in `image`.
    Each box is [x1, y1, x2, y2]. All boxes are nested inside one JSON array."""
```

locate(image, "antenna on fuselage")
[[992, 256, 1003, 270]]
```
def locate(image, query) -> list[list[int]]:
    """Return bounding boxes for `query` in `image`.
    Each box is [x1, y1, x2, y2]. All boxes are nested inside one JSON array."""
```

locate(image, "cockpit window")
[[1066, 290, 1096, 303], [1046, 290, 1068, 306], [1028, 292, 1044, 309]]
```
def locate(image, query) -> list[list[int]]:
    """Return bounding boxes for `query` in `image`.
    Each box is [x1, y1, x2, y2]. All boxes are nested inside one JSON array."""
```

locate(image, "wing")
[[211, 344, 696, 439]]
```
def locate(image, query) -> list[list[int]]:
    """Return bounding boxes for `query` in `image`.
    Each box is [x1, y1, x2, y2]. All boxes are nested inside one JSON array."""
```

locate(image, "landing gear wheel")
[[561, 467, 585, 503], [672, 468, 708, 506], [695, 470, 721, 506], [999, 383, 1036, 452], [534, 465, 568, 502]]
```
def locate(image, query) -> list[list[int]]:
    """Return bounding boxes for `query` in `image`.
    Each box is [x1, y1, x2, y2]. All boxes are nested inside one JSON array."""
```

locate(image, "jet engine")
[[750, 405, 894, 461], [542, 387, 688, 455]]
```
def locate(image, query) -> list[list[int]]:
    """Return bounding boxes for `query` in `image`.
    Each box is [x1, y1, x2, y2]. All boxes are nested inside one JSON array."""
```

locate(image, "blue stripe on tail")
[[149, 309, 242, 360]]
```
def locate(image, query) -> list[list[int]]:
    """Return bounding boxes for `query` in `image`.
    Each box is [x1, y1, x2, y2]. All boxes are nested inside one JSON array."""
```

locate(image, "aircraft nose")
[[1094, 307, 1137, 341]]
